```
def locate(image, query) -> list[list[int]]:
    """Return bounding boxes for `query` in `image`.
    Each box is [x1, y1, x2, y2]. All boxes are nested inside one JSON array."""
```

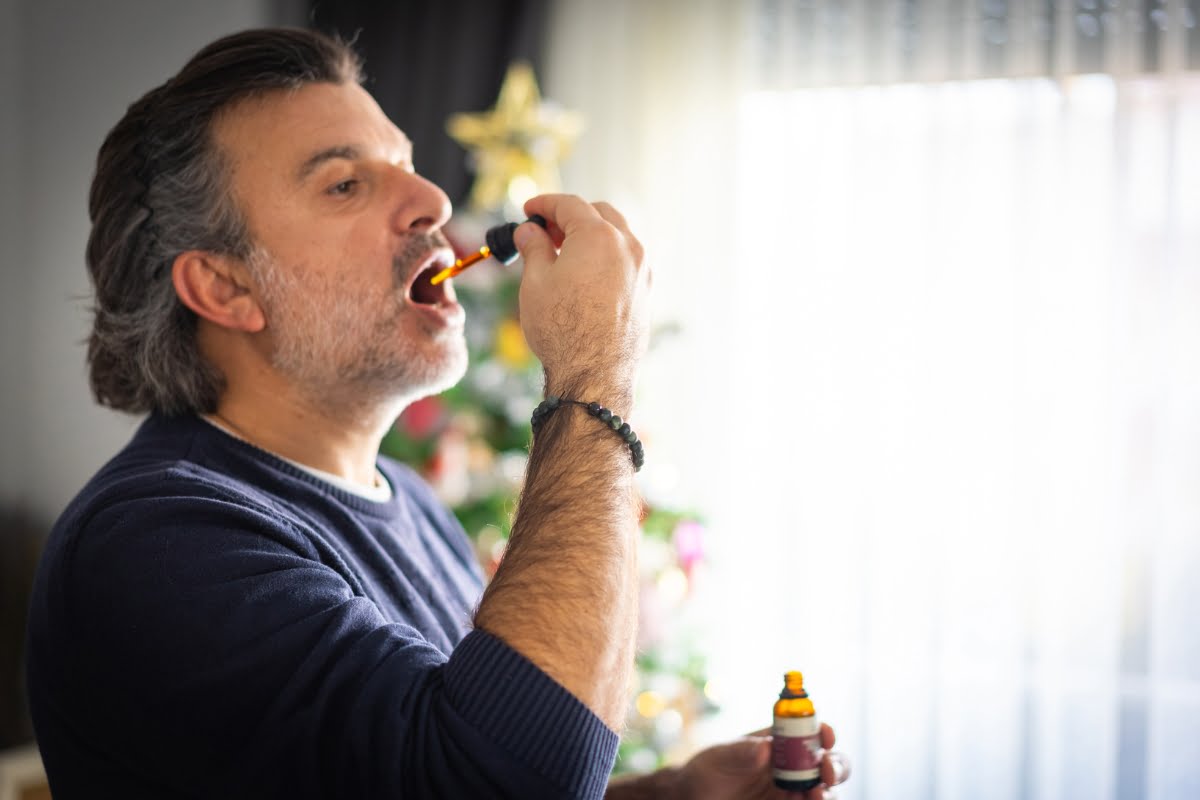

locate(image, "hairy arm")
[[473, 194, 651, 730]]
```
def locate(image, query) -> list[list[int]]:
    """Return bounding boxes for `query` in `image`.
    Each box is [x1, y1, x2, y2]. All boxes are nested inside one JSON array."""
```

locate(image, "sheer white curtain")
[[544, 2, 1200, 798]]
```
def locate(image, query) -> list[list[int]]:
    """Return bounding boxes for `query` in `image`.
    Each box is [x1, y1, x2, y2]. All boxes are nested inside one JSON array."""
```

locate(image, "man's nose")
[[390, 170, 452, 233]]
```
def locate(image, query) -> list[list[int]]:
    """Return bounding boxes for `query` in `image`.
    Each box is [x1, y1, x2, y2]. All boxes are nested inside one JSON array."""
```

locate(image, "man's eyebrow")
[[296, 145, 361, 183]]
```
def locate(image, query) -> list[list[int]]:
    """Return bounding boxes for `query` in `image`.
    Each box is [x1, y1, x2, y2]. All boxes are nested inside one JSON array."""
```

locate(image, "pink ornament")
[[400, 396, 446, 439], [672, 520, 705, 574]]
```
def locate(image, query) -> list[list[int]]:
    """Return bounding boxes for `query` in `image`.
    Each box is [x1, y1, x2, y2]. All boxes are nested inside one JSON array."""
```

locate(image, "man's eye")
[[328, 179, 359, 196]]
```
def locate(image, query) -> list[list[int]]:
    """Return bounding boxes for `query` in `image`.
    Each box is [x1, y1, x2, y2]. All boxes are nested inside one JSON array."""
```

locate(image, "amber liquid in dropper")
[[429, 246, 491, 285]]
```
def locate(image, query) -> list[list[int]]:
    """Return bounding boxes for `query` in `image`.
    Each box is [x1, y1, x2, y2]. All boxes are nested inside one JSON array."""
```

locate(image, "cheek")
[[272, 213, 382, 269], [329, 242, 403, 296], [259, 239, 402, 316]]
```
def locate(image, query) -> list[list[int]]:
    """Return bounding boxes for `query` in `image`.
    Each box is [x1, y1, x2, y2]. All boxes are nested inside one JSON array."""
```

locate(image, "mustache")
[[393, 230, 452, 282]]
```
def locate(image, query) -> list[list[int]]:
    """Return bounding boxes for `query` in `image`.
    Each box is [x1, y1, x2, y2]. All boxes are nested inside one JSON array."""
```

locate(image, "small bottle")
[[771, 670, 822, 792]]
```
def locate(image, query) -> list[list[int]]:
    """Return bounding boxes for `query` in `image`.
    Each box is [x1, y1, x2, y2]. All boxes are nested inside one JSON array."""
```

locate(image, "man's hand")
[[678, 724, 849, 799], [607, 724, 851, 800], [512, 194, 651, 411]]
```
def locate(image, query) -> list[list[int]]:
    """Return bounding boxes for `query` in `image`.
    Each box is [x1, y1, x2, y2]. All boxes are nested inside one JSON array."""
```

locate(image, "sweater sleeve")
[[52, 481, 618, 799]]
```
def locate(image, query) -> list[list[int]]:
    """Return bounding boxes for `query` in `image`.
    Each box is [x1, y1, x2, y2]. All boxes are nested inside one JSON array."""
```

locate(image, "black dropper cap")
[[485, 214, 547, 265]]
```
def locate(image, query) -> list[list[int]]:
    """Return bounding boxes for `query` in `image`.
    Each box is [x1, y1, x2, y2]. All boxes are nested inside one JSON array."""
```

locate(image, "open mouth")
[[409, 263, 452, 306]]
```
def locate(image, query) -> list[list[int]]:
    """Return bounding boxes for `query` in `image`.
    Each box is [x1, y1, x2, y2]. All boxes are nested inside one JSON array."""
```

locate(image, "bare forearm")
[[473, 394, 640, 729]]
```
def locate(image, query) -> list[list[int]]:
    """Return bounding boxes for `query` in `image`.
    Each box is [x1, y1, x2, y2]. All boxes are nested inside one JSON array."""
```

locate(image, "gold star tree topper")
[[447, 62, 583, 214]]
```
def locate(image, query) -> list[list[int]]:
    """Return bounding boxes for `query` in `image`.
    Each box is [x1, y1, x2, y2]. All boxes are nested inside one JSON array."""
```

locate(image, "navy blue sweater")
[[26, 414, 617, 798]]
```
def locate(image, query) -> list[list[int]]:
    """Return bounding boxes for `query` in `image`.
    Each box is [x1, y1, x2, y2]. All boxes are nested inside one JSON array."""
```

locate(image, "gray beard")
[[249, 243, 468, 416]]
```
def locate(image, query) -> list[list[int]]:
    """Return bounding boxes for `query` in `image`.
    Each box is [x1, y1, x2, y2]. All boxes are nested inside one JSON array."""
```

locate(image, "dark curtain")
[[310, 0, 552, 208]]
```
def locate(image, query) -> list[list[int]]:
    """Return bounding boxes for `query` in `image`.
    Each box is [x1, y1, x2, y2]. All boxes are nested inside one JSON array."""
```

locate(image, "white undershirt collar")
[[200, 414, 393, 502]]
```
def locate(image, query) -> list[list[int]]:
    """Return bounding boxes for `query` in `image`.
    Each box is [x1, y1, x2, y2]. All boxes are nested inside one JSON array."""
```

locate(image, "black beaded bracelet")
[[530, 395, 644, 471]]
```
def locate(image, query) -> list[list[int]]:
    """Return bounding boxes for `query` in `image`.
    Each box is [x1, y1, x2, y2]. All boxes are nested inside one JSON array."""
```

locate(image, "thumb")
[[512, 220, 555, 269]]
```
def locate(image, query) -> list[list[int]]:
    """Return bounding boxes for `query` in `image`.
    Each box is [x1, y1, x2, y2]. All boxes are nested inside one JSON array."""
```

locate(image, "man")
[[26, 28, 848, 798]]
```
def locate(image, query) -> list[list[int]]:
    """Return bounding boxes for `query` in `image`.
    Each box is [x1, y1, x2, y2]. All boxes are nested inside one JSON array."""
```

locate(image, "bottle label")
[[771, 715, 821, 781]]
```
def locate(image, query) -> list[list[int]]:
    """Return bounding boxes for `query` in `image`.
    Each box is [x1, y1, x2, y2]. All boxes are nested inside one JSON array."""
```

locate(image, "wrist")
[[531, 397, 644, 472], [543, 373, 634, 418]]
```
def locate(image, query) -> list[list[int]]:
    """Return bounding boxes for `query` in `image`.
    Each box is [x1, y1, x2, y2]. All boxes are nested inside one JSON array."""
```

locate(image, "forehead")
[[212, 81, 411, 182]]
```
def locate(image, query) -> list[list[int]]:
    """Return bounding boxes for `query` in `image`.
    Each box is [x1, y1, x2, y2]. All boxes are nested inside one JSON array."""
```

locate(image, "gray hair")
[[85, 28, 362, 415]]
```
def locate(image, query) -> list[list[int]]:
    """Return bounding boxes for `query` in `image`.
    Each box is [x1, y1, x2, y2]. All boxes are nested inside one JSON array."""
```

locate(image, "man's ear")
[[171, 250, 266, 333]]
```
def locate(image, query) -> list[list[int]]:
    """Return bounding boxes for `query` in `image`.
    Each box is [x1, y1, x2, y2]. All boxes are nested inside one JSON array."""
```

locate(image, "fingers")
[[592, 200, 646, 269], [522, 193, 603, 240], [820, 722, 836, 749], [817, 722, 848, 792], [520, 195, 645, 267], [808, 750, 850, 800], [511, 219, 556, 270], [822, 751, 850, 787], [590, 200, 629, 230]]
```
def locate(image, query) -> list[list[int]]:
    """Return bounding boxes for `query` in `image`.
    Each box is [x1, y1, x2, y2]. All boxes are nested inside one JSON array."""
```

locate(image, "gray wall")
[[0, 0, 275, 524]]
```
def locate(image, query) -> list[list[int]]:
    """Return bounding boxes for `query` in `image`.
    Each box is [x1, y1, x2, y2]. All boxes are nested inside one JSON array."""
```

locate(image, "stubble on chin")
[[247, 243, 468, 415]]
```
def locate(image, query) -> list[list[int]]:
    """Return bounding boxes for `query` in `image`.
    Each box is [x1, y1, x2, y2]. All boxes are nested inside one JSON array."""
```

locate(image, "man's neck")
[[212, 383, 402, 488]]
